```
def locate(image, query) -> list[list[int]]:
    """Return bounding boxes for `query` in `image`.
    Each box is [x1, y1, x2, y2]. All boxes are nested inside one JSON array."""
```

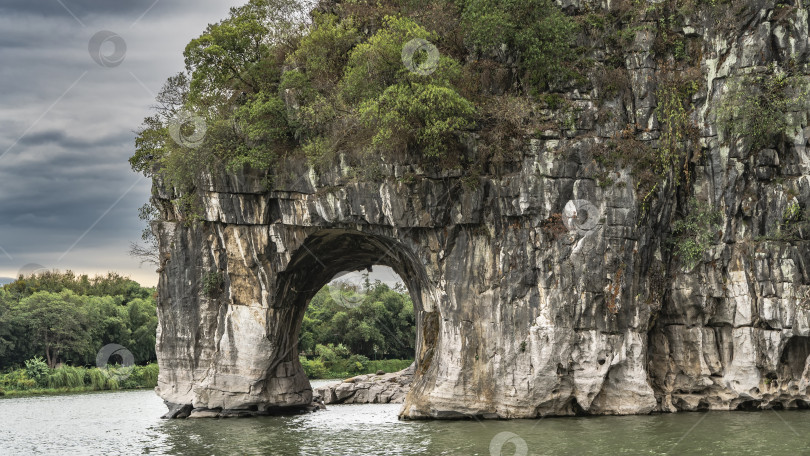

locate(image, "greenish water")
[[1, 383, 809, 455]]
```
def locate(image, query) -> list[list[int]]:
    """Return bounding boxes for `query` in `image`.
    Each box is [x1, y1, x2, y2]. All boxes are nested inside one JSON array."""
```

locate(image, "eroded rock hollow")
[[153, 1, 810, 418]]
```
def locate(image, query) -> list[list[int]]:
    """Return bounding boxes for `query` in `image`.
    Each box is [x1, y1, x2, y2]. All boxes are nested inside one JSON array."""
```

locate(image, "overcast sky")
[[0, 0, 250, 286], [0, 0, 405, 289]]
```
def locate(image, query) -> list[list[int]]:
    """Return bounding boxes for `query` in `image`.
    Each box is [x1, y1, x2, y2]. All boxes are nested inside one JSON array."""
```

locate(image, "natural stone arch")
[[270, 228, 437, 404], [153, 195, 447, 419]]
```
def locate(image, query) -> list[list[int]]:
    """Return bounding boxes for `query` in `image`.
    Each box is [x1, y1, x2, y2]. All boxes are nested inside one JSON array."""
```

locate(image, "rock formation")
[[152, 1, 810, 418], [314, 365, 414, 405]]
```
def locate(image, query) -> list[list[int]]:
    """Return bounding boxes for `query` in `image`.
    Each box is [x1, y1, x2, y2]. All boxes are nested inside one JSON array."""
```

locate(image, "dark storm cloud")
[[0, 0, 237, 22], [0, 1, 154, 16], [0, 0, 247, 285], [16, 129, 130, 149]]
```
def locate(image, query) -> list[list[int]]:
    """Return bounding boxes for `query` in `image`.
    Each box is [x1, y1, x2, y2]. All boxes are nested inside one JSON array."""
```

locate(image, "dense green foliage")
[[0, 272, 157, 369], [129, 0, 810, 228], [459, 0, 577, 89], [300, 280, 415, 359], [130, 0, 579, 212], [298, 280, 415, 378]]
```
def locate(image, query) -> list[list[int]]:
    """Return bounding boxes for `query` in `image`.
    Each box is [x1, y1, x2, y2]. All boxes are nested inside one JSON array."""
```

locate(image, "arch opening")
[[297, 265, 416, 375], [268, 229, 438, 407]]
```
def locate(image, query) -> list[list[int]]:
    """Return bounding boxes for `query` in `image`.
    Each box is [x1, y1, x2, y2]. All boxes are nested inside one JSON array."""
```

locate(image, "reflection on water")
[[1, 388, 810, 455]]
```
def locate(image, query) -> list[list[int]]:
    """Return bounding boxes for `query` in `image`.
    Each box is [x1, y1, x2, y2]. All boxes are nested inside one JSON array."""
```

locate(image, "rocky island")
[[133, 0, 810, 419]]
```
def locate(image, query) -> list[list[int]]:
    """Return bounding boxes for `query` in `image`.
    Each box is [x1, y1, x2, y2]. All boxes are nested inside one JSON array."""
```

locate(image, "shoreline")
[[0, 385, 155, 399]]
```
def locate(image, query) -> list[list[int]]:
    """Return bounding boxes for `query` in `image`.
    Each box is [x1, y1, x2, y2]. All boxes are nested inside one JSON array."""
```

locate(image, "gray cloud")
[[0, 0, 247, 286], [0, 1, 242, 24], [0, 1, 155, 16]]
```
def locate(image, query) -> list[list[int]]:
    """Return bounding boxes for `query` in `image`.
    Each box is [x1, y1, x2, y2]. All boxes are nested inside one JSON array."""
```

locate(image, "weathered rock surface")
[[153, 1, 810, 418], [315, 365, 414, 405]]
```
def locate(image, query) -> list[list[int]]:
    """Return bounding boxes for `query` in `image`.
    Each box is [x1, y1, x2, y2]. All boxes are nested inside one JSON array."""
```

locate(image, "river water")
[[1, 381, 809, 455]]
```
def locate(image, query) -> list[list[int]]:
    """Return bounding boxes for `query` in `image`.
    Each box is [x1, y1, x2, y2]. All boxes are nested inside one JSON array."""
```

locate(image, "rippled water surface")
[[2, 383, 810, 455]]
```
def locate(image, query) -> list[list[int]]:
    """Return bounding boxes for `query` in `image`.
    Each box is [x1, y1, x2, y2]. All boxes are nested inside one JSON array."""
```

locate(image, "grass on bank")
[[0, 357, 412, 397], [0, 362, 159, 398]]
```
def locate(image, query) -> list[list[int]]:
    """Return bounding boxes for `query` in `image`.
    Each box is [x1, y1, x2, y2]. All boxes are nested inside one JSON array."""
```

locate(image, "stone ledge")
[[314, 364, 415, 405]]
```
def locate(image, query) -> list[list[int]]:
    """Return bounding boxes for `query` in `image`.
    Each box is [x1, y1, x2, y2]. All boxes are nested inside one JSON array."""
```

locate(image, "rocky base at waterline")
[[314, 365, 414, 405], [161, 400, 326, 419], [159, 366, 414, 418]]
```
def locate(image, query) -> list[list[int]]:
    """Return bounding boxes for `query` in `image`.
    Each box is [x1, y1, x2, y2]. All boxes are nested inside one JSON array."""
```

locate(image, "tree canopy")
[[0, 272, 157, 369], [299, 280, 415, 360], [130, 0, 579, 217]]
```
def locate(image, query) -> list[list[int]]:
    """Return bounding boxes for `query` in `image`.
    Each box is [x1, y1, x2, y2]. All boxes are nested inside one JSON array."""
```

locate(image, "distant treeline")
[[0, 271, 157, 370], [0, 270, 416, 382], [300, 279, 415, 360], [298, 279, 416, 378]]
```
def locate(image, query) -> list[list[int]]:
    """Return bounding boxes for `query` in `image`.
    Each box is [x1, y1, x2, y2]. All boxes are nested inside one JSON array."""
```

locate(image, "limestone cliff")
[[153, 0, 810, 418]]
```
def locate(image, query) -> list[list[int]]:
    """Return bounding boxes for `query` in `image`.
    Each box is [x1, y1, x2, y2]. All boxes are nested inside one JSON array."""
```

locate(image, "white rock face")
[[152, 3, 810, 418]]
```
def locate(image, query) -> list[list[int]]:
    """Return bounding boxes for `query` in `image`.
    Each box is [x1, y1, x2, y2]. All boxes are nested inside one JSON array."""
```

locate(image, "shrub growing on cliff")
[[184, 0, 313, 105], [717, 67, 810, 150], [359, 82, 476, 158], [341, 16, 460, 102], [288, 13, 361, 92], [203, 272, 225, 299], [459, 0, 578, 89], [134, 7, 477, 193], [670, 198, 723, 270], [342, 16, 476, 160], [759, 200, 810, 241], [132, 0, 310, 202], [655, 71, 701, 185]]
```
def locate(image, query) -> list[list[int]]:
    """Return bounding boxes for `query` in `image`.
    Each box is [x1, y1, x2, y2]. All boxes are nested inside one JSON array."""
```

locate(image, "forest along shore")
[[0, 272, 416, 398], [0, 272, 159, 398]]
